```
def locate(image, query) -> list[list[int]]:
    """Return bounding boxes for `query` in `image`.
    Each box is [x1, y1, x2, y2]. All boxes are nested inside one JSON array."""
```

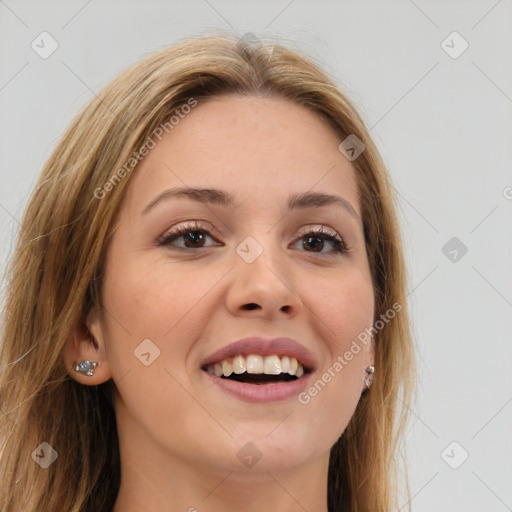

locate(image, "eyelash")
[[157, 221, 348, 256]]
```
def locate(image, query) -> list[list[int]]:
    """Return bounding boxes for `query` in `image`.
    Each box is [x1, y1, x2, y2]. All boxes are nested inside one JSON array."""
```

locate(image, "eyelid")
[[296, 224, 342, 241], [295, 224, 349, 254], [157, 220, 349, 254], [157, 220, 218, 244]]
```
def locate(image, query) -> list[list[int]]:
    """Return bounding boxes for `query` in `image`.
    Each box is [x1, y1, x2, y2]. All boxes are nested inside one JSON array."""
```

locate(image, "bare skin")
[[64, 94, 375, 512]]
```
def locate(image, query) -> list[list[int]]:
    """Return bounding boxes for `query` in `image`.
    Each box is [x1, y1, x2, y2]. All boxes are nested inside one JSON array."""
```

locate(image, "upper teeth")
[[206, 354, 305, 378]]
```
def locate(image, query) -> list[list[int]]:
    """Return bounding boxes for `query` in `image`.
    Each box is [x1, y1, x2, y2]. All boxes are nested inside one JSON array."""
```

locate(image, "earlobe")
[[362, 336, 376, 392], [74, 359, 98, 376], [62, 309, 112, 385], [363, 365, 375, 390]]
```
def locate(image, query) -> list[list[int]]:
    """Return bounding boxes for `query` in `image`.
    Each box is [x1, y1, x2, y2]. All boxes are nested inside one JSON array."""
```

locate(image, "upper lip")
[[201, 337, 317, 372]]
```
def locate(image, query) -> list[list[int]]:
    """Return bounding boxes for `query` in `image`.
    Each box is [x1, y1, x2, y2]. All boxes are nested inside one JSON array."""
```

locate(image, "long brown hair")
[[0, 32, 415, 511]]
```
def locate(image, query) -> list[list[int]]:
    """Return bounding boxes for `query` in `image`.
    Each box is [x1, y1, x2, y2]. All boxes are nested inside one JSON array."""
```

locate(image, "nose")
[[224, 237, 302, 320]]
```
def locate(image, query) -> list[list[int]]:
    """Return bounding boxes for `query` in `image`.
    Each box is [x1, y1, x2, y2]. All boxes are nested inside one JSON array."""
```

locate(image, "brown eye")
[[158, 223, 347, 256], [168, 229, 207, 248], [158, 222, 220, 250], [295, 227, 347, 255]]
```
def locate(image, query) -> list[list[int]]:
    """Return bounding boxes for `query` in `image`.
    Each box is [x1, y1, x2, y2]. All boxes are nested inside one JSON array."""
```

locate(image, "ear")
[[362, 333, 376, 392], [63, 308, 112, 386]]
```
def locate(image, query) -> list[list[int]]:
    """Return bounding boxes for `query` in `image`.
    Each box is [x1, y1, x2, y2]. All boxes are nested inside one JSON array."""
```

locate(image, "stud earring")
[[74, 360, 98, 376], [364, 365, 375, 389]]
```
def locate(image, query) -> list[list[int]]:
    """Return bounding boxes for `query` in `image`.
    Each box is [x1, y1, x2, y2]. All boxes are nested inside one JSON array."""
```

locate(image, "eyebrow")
[[141, 187, 361, 221]]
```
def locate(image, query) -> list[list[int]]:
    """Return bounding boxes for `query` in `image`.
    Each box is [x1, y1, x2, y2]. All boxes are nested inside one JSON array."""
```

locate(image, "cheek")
[[307, 264, 374, 355], [101, 248, 210, 337], [297, 264, 374, 418], [99, 248, 227, 386], [99, 253, 211, 435]]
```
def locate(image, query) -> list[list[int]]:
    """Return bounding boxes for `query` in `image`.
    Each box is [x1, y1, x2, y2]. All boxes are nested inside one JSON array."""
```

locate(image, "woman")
[[0, 33, 415, 511]]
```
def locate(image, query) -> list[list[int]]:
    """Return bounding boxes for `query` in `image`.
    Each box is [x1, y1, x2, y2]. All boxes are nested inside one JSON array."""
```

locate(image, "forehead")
[[123, 94, 361, 217]]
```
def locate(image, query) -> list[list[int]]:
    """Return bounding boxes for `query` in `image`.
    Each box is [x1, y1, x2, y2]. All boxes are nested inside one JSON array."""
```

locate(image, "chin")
[[215, 426, 325, 474]]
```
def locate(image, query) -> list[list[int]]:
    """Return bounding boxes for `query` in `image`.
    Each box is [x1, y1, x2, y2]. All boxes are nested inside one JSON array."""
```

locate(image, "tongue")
[[223, 373, 297, 384]]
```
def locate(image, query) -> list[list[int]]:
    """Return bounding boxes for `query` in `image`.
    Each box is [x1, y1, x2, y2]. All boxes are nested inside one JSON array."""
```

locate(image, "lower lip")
[[202, 371, 313, 403]]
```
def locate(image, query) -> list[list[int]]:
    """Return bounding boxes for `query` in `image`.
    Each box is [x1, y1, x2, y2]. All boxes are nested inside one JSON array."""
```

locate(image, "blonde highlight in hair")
[[0, 33, 415, 511]]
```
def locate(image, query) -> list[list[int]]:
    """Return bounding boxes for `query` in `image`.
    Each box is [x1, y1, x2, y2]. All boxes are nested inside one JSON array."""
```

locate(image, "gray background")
[[1, 1, 511, 510]]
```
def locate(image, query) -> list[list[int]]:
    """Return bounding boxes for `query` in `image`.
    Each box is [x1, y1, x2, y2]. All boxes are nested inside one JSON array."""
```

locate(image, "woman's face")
[[92, 95, 374, 476]]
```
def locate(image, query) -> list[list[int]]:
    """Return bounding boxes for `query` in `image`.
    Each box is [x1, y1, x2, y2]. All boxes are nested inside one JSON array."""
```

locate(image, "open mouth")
[[202, 354, 311, 385]]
